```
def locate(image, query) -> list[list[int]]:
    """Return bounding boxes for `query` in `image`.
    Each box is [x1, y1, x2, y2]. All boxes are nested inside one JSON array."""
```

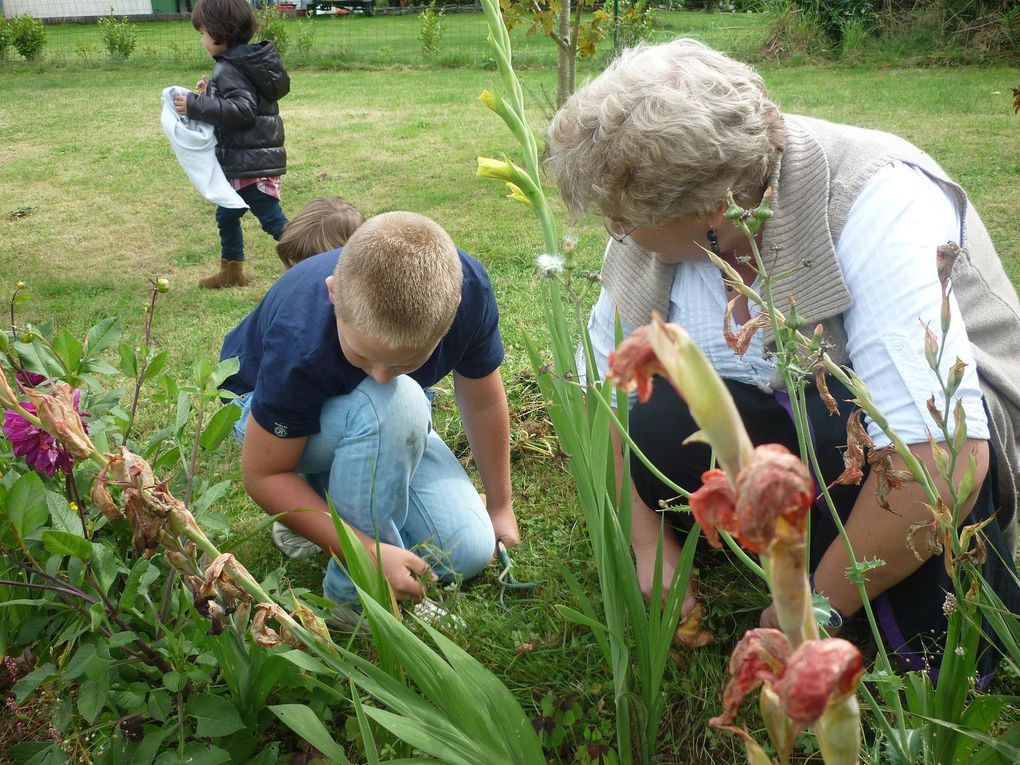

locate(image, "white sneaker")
[[271, 521, 324, 560], [410, 597, 466, 630]]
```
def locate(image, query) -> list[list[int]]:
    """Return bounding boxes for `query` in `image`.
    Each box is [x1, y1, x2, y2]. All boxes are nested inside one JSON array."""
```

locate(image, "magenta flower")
[[2, 388, 89, 478]]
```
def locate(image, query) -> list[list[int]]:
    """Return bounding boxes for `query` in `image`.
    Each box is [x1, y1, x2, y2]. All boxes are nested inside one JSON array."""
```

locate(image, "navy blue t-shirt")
[[220, 247, 504, 439]]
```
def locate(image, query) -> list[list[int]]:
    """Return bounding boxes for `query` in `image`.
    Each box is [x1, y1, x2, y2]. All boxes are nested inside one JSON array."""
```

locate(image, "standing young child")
[[174, 0, 290, 289], [221, 212, 520, 623], [275, 196, 365, 270]]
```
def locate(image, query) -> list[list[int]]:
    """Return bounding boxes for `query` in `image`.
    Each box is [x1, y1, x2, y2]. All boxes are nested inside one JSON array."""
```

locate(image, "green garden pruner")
[[495, 540, 538, 610]]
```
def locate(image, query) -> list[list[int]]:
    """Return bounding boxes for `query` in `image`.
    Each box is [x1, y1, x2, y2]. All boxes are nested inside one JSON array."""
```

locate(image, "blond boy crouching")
[[220, 212, 519, 608]]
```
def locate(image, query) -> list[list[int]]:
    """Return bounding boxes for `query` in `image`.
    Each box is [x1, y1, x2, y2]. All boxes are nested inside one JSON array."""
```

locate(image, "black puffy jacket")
[[186, 40, 290, 178]]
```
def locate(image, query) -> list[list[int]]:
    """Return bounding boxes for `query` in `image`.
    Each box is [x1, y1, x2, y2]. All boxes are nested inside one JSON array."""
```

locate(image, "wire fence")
[[0, 6, 770, 68]]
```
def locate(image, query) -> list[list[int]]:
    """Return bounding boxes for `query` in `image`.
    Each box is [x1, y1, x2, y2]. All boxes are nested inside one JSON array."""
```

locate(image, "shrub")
[[97, 12, 139, 60], [294, 17, 316, 60], [419, 1, 445, 58], [0, 17, 11, 60], [616, 0, 658, 49], [10, 14, 45, 61], [256, 5, 289, 57]]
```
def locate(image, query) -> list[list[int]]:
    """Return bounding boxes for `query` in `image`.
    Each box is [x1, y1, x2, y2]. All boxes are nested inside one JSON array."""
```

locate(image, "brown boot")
[[199, 259, 247, 289]]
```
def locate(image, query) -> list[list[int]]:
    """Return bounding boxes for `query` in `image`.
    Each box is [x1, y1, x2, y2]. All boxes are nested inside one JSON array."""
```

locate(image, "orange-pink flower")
[[688, 468, 738, 549], [711, 628, 790, 727], [734, 444, 812, 555], [689, 445, 812, 555], [776, 638, 864, 728], [607, 324, 661, 404]]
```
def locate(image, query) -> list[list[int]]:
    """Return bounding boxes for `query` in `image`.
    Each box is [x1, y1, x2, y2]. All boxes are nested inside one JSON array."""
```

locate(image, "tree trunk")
[[555, 2, 574, 108]]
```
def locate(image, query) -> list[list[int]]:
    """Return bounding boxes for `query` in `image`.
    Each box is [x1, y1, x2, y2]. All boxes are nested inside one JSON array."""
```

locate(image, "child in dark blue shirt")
[[222, 212, 519, 612]]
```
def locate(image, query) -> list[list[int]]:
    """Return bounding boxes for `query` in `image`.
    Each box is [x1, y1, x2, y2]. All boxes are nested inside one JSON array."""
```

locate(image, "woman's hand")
[[196, 78, 207, 95], [173, 94, 188, 116], [375, 542, 437, 601]]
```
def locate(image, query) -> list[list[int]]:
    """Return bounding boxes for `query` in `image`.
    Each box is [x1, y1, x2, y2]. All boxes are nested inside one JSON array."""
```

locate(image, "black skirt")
[[627, 374, 1020, 677]]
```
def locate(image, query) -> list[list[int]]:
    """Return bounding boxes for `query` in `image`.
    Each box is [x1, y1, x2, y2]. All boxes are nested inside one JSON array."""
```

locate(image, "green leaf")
[[120, 558, 160, 612], [78, 673, 109, 724], [142, 350, 169, 382], [191, 480, 232, 517], [84, 317, 122, 358], [13, 663, 58, 704], [188, 694, 245, 738], [199, 405, 240, 452], [278, 649, 332, 675], [14, 339, 63, 377], [64, 643, 100, 680], [90, 542, 122, 593], [163, 671, 186, 692], [51, 329, 83, 374], [174, 391, 192, 436], [47, 493, 83, 535], [209, 356, 240, 390], [6, 471, 49, 542], [268, 704, 352, 764], [147, 690, 172, 722], [118, 343, 138, 378], [42, 530, 93, 561], [154, 744, 230, 765]]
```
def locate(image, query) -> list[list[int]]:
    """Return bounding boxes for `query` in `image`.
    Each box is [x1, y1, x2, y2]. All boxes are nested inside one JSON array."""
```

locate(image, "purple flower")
[[3, 389, 89, 478], [15, 370, 47, 387]]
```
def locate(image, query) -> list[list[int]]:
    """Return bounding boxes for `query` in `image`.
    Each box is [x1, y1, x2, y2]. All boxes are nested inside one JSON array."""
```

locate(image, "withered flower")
[[723, 305, 770, 358], [867, 447, 914, 512], [201, 554, 253, 604], [815, 367, 839, 416], [90, 463, 123, 523], [23, 382, 95, 461], [251, 603, 302, 648], [710, 628, 789, 727], [833, 410, 871, 487], [775, 638, 863, 729], [688, 468, 739, 549], [673, 601, 714, 649], [607, 324, 661, 404], [734, 445, 812, 555]]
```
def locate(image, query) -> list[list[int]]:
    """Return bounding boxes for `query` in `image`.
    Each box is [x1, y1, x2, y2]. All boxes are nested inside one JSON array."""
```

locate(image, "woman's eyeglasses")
[[603, 217, 636, 244]]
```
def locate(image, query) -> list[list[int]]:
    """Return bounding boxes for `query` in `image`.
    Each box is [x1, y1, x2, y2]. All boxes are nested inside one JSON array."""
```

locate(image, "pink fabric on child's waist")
[[229, 176, 282, 200]]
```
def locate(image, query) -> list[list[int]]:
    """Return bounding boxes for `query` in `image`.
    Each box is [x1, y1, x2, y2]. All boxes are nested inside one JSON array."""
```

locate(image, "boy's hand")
[[376, 542, 437, 601], [196, 78, 207, 95], [173, 94, 188, 116], [489, 503, 520, 549]]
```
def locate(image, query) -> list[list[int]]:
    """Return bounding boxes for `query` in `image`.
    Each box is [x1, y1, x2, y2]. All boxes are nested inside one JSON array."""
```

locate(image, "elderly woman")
[[546, 38, 1020, 668]]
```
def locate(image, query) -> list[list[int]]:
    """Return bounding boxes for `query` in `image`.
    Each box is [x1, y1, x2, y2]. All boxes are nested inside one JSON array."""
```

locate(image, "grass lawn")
[[1, 37, 1019, 763]]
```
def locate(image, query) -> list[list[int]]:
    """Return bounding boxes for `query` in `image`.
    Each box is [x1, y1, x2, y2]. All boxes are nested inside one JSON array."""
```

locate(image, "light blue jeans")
[[232, 377, 495, 604]]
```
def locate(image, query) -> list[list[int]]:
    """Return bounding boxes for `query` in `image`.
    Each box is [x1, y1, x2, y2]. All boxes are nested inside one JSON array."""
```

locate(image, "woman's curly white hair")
[[546, 37, 785, 227]]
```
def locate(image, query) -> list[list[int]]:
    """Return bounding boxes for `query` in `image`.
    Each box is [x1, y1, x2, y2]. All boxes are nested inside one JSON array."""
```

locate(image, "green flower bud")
[[946, 357, 966, 397], [156, 278, 170, 294], [786, 297, 804, 332], [923, 325, 939, 370], [16, 281, 27, 290]]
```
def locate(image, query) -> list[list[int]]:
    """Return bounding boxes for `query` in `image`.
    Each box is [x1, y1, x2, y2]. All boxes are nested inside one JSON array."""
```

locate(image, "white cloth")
[[581, 161, 989, 448], [160, 86, 248, 209]]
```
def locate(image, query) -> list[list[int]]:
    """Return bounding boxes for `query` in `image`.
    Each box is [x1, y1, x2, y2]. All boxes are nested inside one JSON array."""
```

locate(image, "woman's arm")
[[811, 439, 988, 619]]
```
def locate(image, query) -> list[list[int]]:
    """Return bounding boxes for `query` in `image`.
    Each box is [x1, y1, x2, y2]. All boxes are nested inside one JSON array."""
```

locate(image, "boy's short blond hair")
[[333, 212, 462, 350], [277, 196, 365, 269]]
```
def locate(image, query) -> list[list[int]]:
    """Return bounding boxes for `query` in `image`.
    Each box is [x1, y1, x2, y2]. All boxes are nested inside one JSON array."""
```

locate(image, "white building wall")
[[3, 1, 156, 19]]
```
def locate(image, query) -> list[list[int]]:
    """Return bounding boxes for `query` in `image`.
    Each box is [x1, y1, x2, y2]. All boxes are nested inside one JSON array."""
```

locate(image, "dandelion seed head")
[[536, 253, 565, 278]]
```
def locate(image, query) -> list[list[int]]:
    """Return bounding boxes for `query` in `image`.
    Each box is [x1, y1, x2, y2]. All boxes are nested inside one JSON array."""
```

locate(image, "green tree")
[[500, 0, 610, 108]]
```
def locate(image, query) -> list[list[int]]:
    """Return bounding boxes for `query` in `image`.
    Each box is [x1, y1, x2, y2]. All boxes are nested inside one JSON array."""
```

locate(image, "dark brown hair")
[[276, 196, 366, 269], [192, 0, 258, 49]]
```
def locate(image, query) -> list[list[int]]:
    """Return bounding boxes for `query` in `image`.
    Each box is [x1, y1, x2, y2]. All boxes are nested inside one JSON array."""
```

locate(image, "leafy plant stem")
[[123, 284, 160, 442]]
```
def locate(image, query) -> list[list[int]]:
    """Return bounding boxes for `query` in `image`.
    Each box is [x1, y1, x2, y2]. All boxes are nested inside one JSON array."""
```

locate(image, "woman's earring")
[[707, 229, 722, 257]]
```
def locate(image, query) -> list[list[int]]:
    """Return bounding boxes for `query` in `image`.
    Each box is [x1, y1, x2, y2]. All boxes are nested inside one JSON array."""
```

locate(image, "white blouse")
[[581, 161, 989, 448]]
